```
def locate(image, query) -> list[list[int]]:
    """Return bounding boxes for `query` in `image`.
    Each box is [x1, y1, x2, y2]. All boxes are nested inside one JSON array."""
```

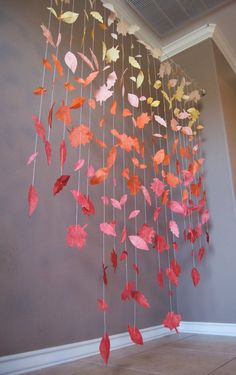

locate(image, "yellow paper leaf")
[[105, 46, 120, 64], [161, 90, 172, 109], [137, 70, 144, 89], [151, 100, 160, 107], [130, 76, 136, 82], [147, 97, 153, 104], [90, 11, 103, 23], [102, 41, 107, 61], [187, 107, 200, 126], [153, 80, 162, 89], [174, 84, 184, 102], [47, 7, 58, 18], [59, 11, 79, 24], [129, 56, 141, 69], [197, 124, 204, 130]]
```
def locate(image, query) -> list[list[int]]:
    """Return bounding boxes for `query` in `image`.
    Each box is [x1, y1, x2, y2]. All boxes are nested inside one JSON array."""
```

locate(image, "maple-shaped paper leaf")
[[131, 290, 150, 308], [191, 267, 200, 287], [110, 249, 118, 272], [106, 146, 117, 169], [169, 220, 180, 238], [128, 325, 143, 345], [94, 84, 113, 105], [60, 140, 67, 168], [154, 234, 170, 253], [138, 224, 155, 244], [129, 235, 149, 251], [157, 268, 164, 288], [163, 311, 182, 333], [53, 175, 70, 195], [100, 222, 116, 237], [105, 46, 120, 64], [153, 149, 165, 166], [166, 267, 178, 287], [64, 51, 77, 74], [97, 299, 108, 311], [90, 167, 109, 185], [150, 178, 165, 197], [197, 247, 205, 262], [168, 200, 186, 215], [127, 175, 141, 196], [136, 112, 150, 128], [44, 141, 52, 166], [121, 281, 136, 301], [99, 333, 110, 365], [66, 224, 87, 249], [128, 93, 139, 108], [56, 102, 71, 125], [70, 96, 85, 109], [32, 115, 46, 143], [69, 125, 93, 147], [141, 186, 151, 206], [153, 207, 161, 222], [28, 185, 38, 216]]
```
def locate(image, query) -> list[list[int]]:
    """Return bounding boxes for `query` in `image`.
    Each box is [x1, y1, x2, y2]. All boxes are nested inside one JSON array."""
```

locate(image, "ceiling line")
[[176, 0, 192, 18], [150, 0, 177, 29]]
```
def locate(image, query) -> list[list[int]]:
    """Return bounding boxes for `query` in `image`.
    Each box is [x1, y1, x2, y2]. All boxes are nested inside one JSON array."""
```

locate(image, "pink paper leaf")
[[74, 159, 85, 171], [100, 222, 116, 237], [141, 185, 151, 206], [169, 220, 180, 238], [128, 235, 149, 251], [154, 115, 167, 127], [78, 51, 94, 71], [28, 184, 38, 216], [128, 210, 140, 219], [128, 93, 139, 108], [64, 51, 77, 74], [27, 152, 38, 165]]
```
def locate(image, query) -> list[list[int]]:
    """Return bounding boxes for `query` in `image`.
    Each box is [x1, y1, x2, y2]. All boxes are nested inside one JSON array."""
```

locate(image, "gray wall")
[[0, 0, 174, 356], [174, 40, 236, 323]]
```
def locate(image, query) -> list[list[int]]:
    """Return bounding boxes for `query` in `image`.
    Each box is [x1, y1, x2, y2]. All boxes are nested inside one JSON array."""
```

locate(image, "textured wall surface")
[[174, 39, 236, 323]]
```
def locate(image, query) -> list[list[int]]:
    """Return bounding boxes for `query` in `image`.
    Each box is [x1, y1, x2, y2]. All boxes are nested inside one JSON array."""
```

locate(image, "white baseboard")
[[0, 324, 171, 375], [181, 321, 236, 336]]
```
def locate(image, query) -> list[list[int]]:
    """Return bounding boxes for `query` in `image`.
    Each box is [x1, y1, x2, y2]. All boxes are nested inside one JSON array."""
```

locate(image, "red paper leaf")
[[121, 281, 135, 301], [169, 220, 179, 238], [99, 333, 110, 365], [100, 222, 116, 237], [129, 235, 149, 251], [163, 311, 182, 333], [137, 224, 155, 244], [110, 249, 118, 272], [90, 167, 109, 185], [52, 54, 63, 76], [97, 299, 108, 311], [56, 102, 71, 125], [69, 125, 93, 147], [103, 264, 108, 286], [153, 207, 161, 222], [53, 175, 70, 195], [128, 210, 140, 219], [128, 325, 143, 345], [131, 290, 150, 308], [33, 115, 46, 143], [64, 81, 76, 91], [136, 112, 150, 128], [122, 108, 132, 117], [150, 178, 165, 197], [132, 263, 139, 274], [154, 234, 170, 253], [66, 224, 87, 249], [120, 250, 128, 261], [44, 140, 52, 166], [28, 184, 38, 216], [127, 175, 141, 196], [166, 267, 179, 287], [171, 259, 181, 277], [197, 247, 205, 262], [121, 226, 127, 243], [157, 269, 164, 288], [33, 86, 47, 95], [60, 140, 67, 168], [191, 267, 200, 287], [48, 102, 55, 128], [141, 186, 151, 206]]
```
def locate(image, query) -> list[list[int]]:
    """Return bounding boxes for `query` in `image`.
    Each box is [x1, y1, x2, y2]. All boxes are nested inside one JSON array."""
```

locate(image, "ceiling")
[[126, 0, 233, 37]]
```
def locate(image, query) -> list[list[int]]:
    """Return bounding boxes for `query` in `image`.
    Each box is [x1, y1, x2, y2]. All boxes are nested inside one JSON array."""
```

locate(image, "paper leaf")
[[90, 11, 103, 23], [78, 52, 94, 71], [27, 152, 38, 166], [166, 267, 178, 287], [66, 224, 87, 249], [129, 56, 141, 69], [201, 209, 209, 225], [69, 125, 93, 147], [163, 311, 182, 333], [32, 115, 46, 143], [128, 93, 139, 108], [44, 141, 52, 166], [56, 102, 71, 125], [136, 112, 150, 128], [168, 200, 186, 215], [33, 86, 46, 95], [192, 267, 200, 287], [127, 175, 141, 196], [28, 185, 38, 216], [47, 7, 58, 18], [87, 165, 95, 177], [120, 250, 128, 261], [129, 235, 149, 251], [59, 11, 79, 24], [94, 84, 113, 105], [64, 51, 77, 74], [40, 24, 55, 47], [89, 48, 99, 70], [137, 70, 144, 88], [74, 159, 85, 171], [105, 46, 120, 64], [138, 224, 155, 244], [150, 178, 165, 197], [90, 167, 109, 185], [198, 247, 205, 262], [97, 298, 108, 311], [169, 220, 179, 238], [60, 140, 66, 168], [70, 96, 85, 109], [128, 325, 143, 345], [120, 194, 127, 206], [100, 222, 116, 237], [128, 210, 140, 219], [153, 80, 162, 89], [52, 54, 63, 76], [153, 149, 165, 165], [151, 100, 160, 107], [153, 207, 161, 222], [157, 269, 164, 288], [141, 186, 151, 206], [154, 115, 167, 128], [106, 145, 117, 169], [182, 126, 193, 136], [53, 175, 70, 195], [48, 102, 55, 128], [110, 198, 122, 210], [99, 333, 110, 365], [110, 249, 118, 272], [131, 290, 150, 308]]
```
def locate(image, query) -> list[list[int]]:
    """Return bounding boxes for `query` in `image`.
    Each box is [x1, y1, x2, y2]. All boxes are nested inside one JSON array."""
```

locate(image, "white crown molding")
[[212, 25, 236, 74], [180, 321, 236, 336], [0, 324, 172, 375]]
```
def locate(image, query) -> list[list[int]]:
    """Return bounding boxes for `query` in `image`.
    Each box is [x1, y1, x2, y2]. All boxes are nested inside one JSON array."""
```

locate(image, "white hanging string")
[[31, 0, 54, 186], [111, 20, 116, 254]]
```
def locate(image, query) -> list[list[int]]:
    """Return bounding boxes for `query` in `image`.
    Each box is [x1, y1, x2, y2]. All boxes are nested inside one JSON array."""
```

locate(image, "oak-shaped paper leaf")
[[94, 84, 113, 105], [163, 311, 182, 333], [66, 224, 88, 249], [150, 178, 165, 197]]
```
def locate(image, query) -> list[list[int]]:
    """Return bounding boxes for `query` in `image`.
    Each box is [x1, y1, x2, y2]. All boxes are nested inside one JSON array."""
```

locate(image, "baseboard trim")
[[181, 321, 236, 336], [0, 324, 171, 375]]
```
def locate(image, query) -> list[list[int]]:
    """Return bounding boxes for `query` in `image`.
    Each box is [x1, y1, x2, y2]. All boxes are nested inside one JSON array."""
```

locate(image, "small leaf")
[[90, 11, 103, 23], [47, 7, 57, 18], [28, 185, 38, 216], [137, 70, 144, 88], [59, 11, 79, 24], [129, 56, 141, 69], [64, 51, 77, 74], [129, 235, 149, 251]]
